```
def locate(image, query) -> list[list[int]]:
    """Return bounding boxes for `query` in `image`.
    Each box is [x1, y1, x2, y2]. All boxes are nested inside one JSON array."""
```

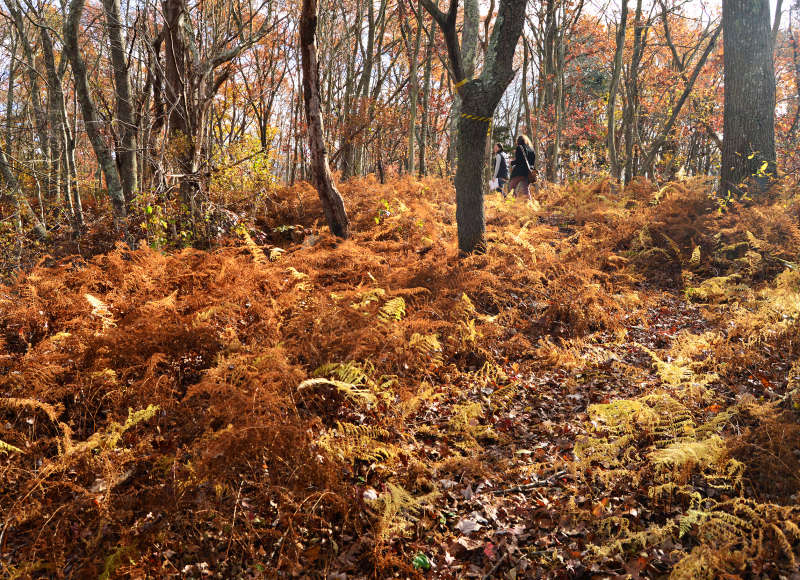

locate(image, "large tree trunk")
[[453, 99, 492, 252], [542, 0, 557, 181], [103, 0, 138, 203], [721, 0, 776, 196], [423, 0, 528, 253], [163, 0, 200, 212], [445, 0, 479, 172], [64, 0, 128, 227], [300, 0, 350, 238], [788, 23, 800, 140]]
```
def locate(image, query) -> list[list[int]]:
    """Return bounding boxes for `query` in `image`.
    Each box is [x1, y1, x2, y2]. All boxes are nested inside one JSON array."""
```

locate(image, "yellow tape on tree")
[[459, 113, 493, 137], [460, 113, 493, 123]]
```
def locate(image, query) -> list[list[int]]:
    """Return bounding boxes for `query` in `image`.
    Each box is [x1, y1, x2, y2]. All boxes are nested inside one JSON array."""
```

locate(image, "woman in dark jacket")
[[508, 135, 535, 200], [492, 143, 509, 195]]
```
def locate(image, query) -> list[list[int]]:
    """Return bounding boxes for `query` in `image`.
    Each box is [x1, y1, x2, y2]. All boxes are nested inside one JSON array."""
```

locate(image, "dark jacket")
[[493, 152, 509, 180], [510, 144, 535, 178]]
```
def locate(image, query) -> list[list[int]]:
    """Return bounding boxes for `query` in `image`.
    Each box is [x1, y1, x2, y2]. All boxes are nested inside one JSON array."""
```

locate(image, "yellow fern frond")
[[489, 383, 518, 409], [458, 318, 480, 347], [241, 230, 267, 265], [297, 377, 377, 404], [649, 436, 725, 482], [690, 245, 701, 267], [0, 439, 23, 454], [142, 290, 179, 312], [101, 405, 161, 450], [287, 267, 309, 280], [409, 332, 443, 365], [368, 483, 439, 539], [316, 421, 397, 465], [314, 361, 372, 385], [379, 297, 406, 321]]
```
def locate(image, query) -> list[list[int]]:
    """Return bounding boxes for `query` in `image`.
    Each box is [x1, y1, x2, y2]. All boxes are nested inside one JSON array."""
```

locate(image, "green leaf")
[[412, 552, 431, 571]]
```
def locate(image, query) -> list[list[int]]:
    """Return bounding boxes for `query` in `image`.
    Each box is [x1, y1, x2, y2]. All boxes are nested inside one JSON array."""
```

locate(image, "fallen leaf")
[[484, 541, 497, 560], [455, 518, 481, 535]]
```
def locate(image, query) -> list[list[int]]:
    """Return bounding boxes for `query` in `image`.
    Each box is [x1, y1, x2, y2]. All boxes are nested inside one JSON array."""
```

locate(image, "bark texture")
[[607, 0, 629, 181], [102, 0, 138, 202], [300, 0, 350, 238], [64, 0, 128, 226], [721, 0, 776, 196]]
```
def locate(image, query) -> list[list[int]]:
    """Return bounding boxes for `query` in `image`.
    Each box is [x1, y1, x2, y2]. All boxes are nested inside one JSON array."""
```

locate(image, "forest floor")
[[1, 175, 800, 579]]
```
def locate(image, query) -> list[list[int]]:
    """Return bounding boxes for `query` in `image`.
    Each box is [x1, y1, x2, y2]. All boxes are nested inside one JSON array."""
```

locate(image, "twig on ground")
[[492, 470, 568, 496], [483, 551, 507, 580]]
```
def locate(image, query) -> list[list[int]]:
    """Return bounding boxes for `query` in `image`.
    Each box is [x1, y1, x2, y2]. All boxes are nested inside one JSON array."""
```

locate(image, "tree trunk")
[[102, 0, 138, 202], [551, 28, 565, 182], [406, 2, 424, 175], [607, 0, 629, 181], [300, 0, 350, 238], [418, 25, 434, 175], [623, 0, 644, 184], [522, 39, 534, 141], [453, 99, 492, 252], [446, 0, 479, 172], [163, 0, 199, 211], [2, 38, 47, 240], [8, 2, 53, 202], [543, 0, 557, 180], [423, 0, 528, 253], [39, 23, 85, 230], [788, 23, 800, 140], [339, 2, 362, 178], [0, 147, 48, 241], [64, 0, 128, 227], [721, 0, 776, 196]]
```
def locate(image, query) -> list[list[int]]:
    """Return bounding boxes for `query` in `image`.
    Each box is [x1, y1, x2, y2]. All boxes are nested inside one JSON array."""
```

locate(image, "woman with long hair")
[[508, 135, 535, 200]]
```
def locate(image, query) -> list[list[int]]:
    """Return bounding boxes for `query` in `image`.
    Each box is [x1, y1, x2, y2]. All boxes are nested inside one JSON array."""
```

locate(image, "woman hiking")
[[508, 135, 536, 200], [491, 143, 509, 196]]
